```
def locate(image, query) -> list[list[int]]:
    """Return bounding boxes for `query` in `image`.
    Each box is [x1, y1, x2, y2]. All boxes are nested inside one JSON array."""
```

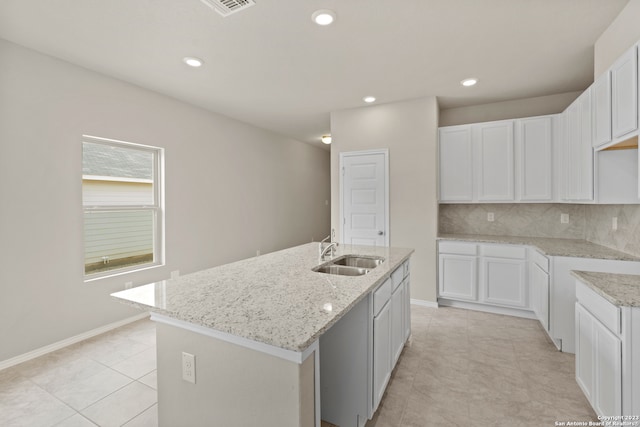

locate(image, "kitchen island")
[[572, 271, 640, 417], [112, 242, 413, 427]]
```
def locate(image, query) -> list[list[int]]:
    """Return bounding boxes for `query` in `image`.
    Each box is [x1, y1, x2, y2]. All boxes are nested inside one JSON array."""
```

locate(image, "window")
[[82, 135, 164, 279]]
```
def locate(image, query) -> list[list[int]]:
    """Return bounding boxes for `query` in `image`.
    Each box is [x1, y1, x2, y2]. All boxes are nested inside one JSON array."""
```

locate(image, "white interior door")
[[341, 150, 388, 246]]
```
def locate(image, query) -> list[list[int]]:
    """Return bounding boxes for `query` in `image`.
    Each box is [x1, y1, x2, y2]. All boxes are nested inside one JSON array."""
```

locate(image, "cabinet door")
[[403, 278, 411, 341], [390, 283, 404, 367], [575, 303, 595, 402], [517, 117, 553, 201], [593, 320, 622, 416], [474, 121, 515, 201], [611, 46, 638, 139], [592, 71, 612, 147], [439, 126, 473, 201], [438, 254, 477, 301], [564, 91, 594, 201], [372, 303, 391, 412], [531, 263, 550, 331], [481, 257, 527, 308]]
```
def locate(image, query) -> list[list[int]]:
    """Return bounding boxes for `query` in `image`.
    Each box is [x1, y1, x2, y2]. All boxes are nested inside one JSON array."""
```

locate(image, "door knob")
[[378, 231, 384, 235]]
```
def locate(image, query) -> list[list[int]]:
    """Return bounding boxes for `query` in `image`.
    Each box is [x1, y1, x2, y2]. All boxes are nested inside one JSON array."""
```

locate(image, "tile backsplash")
[[439, 203, 640, 257]]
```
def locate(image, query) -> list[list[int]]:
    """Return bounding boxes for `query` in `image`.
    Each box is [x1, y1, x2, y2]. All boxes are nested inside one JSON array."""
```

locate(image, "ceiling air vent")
[[199, 0, 256, 17]]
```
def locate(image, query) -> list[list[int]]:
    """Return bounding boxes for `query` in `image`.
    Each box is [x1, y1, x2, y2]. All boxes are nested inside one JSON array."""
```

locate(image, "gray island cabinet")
[[112, 242, 413, 427]]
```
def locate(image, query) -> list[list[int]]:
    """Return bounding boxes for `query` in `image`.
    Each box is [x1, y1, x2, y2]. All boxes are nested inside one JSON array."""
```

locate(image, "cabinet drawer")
[[576, 280, 620, 335], [373, 278, 392, 316], [391, 267, 404, 290], [530, 250, 549, 272], [439, 241, 477, 255], [481, 244, 526, 259]]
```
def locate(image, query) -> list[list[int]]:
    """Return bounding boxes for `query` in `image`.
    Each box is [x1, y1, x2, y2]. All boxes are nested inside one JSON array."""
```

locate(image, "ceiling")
[[0, 0, 630, 148]]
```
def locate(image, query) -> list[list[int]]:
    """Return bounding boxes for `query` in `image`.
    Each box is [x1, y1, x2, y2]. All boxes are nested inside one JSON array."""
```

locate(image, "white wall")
[[0, 39, 330, 362], [330, 97, 439, 302], [594, 0, 640, 77]]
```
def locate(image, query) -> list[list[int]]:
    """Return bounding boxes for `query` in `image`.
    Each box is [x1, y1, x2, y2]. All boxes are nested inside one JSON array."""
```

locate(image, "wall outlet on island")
[[487, 212, 494, 222], [124, 281, 133, 289], [182, 352, 196, 384], [256, 250, 260, 257], [561, 213, 569, 224], [612, 217, 618, 231]]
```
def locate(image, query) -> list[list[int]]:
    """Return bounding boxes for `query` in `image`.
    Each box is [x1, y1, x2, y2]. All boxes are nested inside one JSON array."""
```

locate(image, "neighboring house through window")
[[82, 135, 164, 279]]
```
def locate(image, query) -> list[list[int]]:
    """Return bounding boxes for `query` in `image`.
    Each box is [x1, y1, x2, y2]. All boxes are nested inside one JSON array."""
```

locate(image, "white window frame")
[[83, 135, 165, 282]]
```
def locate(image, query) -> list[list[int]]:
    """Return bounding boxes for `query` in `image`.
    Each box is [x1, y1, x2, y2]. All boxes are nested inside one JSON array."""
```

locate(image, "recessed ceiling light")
[[321, 135, 332, 144], [461, 78, 478, 87], [363, 96, 376, 103], [312, 9, 336, 26], [183, 57, 204, 68]]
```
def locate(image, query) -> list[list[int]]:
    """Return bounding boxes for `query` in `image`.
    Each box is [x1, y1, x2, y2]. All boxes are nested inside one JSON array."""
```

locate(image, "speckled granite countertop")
[[572, 271, 640, 307], [437, 233, 640, 261], [112, 243, 413, 352]]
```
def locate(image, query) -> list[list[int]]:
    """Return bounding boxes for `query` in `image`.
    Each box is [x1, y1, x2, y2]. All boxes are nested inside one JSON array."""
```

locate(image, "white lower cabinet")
[[403, 276, 411, 341], [530, 262, 550, 331], [390, 281, 405, 366], [575, 281, 623, 417], [438, 241, 529, 312], [371, 261, 411, 415], [438, 254, 477, 301], [372, 299, 391, 411], [481, 257, 527, 308]]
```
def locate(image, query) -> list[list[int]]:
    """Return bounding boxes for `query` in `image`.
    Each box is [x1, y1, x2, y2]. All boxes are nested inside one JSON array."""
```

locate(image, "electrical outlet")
[[256, 250, 261, 257], [612, 217, 618, 231], [561, 213, 569, 224], [170, 270, 180, 279], [124, 281, 133, 289], [487, 212, 495, 222], [182, 352, 196, 384]]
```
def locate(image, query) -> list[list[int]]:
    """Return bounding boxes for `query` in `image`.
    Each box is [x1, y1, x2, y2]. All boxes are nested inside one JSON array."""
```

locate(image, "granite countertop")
[[571, 271, 640, 307], [437, 233, 640, 262], [112, 242, 413, 353]]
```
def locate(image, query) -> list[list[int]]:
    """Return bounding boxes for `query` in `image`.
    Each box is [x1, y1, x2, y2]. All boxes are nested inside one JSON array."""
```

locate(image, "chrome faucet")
[[319, 231, 339, 260], [320, 242, 338, 260]]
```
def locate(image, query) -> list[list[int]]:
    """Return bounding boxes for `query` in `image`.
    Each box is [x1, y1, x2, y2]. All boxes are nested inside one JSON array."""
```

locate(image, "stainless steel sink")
[[312, 255, 384, 276], [313, 265, 370, 276], [331, 255, 385, 269]]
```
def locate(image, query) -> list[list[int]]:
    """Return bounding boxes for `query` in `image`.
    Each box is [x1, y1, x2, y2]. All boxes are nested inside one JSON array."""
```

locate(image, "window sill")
[[84, 262, 164, 283]]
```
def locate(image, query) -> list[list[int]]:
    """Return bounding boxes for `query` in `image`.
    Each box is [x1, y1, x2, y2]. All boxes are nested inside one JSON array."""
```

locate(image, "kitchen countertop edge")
[[571, 270, 640, 308]]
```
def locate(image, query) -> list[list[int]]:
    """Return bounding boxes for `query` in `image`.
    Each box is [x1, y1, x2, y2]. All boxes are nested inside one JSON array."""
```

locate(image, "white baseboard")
[[438, 299, 536, 319], [0, 312, 150, 371], [410, 298, 439, 308]]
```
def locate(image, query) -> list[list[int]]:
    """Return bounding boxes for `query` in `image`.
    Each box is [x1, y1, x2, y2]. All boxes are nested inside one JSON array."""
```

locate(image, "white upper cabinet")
[[563, 90, 594, 201], [611, 45, 638, 139], [474, 121, 515, 201], [517, 116, 553, 201], [439, 126, 473, 201], [591, 71, 612, 148], [438, 119, 519, 203]]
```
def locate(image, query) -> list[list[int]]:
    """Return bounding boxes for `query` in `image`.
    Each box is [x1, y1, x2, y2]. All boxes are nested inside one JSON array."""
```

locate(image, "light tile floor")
[[366, 306, 597, 427], [1, 319, 158, 427], [1, 306, 596, 427]]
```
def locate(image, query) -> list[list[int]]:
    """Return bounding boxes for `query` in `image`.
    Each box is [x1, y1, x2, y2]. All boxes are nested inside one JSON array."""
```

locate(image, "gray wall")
[[330, 97, 439, 302], [0, 39, 330, 362], [594, 0, 640, 78], [439, 91, 581, 127]]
